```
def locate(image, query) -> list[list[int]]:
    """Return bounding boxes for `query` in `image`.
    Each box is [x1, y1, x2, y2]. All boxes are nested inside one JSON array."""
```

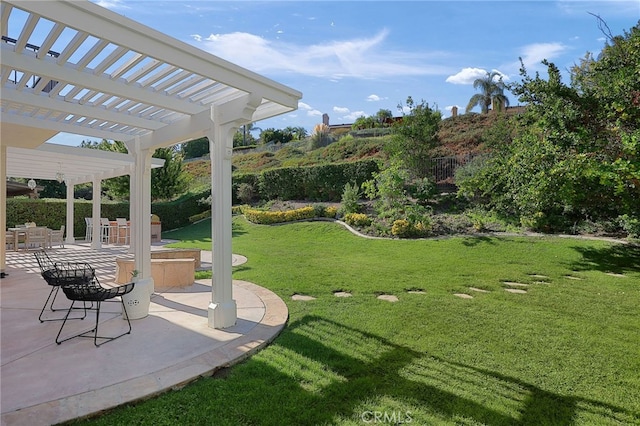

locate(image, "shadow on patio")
[[0, 244, 287, 426]]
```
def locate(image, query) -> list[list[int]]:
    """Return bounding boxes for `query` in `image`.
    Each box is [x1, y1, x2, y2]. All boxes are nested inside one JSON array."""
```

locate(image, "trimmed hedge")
[[254, 159, 379, 202], [6, 198, 129, 238], [244, 205, 337, 225]]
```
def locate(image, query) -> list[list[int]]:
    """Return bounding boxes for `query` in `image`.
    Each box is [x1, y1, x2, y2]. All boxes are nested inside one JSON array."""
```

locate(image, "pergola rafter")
[[1, 0, 302, 329]]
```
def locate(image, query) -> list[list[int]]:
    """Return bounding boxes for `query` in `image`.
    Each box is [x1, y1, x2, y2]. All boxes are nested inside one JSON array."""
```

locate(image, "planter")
[[122, 277, 152, 320]]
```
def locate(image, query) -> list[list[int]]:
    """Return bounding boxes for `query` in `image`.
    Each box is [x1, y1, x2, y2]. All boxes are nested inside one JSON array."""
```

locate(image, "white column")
[[1, 144, 7, 278], [128, 169, 135, 254], [91, 177, 102, 250], [131, 148, 154, 289], [207, 111, 238, 329], [65, 182, 75, 243]]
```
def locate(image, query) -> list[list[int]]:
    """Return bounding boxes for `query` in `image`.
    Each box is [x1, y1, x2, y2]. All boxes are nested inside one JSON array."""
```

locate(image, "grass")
[[73, 218, 640, 425]]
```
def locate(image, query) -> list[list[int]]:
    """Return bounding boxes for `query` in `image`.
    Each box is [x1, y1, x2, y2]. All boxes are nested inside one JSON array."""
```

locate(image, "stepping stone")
[[503, 282, 529, 287], [292, 294, 316, 301], [469, 287, 489, 293], [533, 281, 550, 285], [564, 275, 583, 280], [334, 291, 352, 298], [407, 290, 426, 294], [605, 272, 626, 278], [453, 293, 473, 299], [529, 274, 549, 279], [505, 288, 527, 294], [377, 294, 399, 302]]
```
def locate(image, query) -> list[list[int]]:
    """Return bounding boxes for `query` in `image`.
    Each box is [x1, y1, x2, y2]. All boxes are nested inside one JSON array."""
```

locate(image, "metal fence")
[[423, 154, 476, 191]]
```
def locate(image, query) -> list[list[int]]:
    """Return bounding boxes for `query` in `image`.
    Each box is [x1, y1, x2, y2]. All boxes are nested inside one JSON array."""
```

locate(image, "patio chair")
[[100, 218, 114, 244], [34, 250, 95, 322], [84, 217, 92, 242], [56, 276, 135, 347], [115, 218, 130, 245], [48, 225, 65, 248], [5, 231, 15, 250], [25, 226, 47, 249]]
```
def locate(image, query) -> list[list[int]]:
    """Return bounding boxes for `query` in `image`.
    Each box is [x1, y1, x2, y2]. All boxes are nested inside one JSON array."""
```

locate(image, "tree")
[[375, 109, 393, 126], [285, 126, 308, 140], [465, 71, 510, 114], [260, 128, 294, 145], [81, 139, 189, 201], [181, 137, 209, 159], [151, 146, 189, 201], [81, 139, 129, 199], [387, 96, 441, 178], [351, 115, 377, 130], [457, 21, 640, 230]]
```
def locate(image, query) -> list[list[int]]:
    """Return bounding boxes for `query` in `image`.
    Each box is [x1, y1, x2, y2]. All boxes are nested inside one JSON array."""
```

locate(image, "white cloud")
[[333, 106, 350, 114], [445, 67, 508, 85], [191, 29, 444, 79], [343, 111, 367, 121], [519, 42, 567, 69], [366, 94, 383, 102], [299, 101, 322, 117]]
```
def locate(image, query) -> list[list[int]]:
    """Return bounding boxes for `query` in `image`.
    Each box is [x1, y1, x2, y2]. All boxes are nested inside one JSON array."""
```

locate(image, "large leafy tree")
[[150, 146, 188, 201], [387, 96, 441, 178], [81, 140, 188, 201], [465, 71, 510, 114], [457, 21, 640, 230], [181, 137, 209, 159]]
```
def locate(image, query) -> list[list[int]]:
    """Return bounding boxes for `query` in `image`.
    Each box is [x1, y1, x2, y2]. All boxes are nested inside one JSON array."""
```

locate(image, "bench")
[[115, 258, 195, 290]]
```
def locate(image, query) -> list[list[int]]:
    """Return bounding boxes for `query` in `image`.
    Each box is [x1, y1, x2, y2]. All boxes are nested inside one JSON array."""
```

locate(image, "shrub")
[[324, 206, 338, 218], [620, 214, 640, 238], [391, 217, 432, 238], [236, 182, 256, 204], [244, 206, 316, 224], [343, 213, 372, 227], [340, 182, 361, 215]]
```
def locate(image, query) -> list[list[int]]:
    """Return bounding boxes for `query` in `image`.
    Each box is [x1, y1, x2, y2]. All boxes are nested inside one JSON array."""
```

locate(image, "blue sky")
[[48, 0, 638, 146]]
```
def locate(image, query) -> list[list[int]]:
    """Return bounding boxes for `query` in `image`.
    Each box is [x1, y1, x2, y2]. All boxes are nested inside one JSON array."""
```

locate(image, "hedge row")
[[6, 189, 211, 237], [236, 159, 379, 203], [6, 198, 129, 238], [243, 205, 337, 225]]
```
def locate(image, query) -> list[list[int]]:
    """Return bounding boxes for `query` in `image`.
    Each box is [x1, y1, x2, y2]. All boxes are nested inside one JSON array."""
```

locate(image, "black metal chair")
[[33, 250, 95, 322], [56, 276, 135, 347]]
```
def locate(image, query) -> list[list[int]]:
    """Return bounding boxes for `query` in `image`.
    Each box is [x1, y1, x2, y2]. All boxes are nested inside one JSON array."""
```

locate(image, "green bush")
[[243, 206, 316, 224], [257, 160, 379, 202], [343, 213, 372, 227], [340, 182, 361, 215]]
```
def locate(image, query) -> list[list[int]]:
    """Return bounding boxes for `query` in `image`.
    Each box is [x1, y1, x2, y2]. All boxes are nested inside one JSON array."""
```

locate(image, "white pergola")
[[0, 0, 301, 328]]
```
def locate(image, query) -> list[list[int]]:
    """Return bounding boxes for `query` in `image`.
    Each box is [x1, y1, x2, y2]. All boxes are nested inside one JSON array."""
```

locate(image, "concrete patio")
[[0, 243, 288, 426]]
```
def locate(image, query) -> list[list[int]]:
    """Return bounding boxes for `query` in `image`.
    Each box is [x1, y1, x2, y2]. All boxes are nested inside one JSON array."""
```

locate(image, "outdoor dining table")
[[6, 228, 26, 252], [6, 227, 50, 251]]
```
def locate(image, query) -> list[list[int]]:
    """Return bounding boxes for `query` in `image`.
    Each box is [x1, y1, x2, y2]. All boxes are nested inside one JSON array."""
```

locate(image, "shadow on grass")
[[201, 316, 637, 425], [461, 236, 498, 247], [570, 243, 640, 274]]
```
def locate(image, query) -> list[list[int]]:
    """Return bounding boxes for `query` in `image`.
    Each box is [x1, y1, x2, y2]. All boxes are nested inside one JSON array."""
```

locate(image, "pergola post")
[[1, 144, 7, 278], [90, 177, 102, 250], [207, 116, 237, 329], [116, 142, 155, 318], [65, 182, 75, 243]]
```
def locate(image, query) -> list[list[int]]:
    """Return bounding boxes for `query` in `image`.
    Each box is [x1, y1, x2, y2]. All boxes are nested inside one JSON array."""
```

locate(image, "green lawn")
[[76, 218, 640, 425]]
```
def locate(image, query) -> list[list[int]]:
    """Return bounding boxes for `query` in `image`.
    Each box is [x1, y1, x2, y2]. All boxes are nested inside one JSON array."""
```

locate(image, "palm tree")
[[465, 71, 510, 114]]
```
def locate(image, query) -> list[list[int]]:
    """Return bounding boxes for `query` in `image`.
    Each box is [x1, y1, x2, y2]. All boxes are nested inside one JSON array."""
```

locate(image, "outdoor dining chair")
[[56, 276, 135, 347], [33, 250, 95, 322], [48, 225, 65, 248]]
